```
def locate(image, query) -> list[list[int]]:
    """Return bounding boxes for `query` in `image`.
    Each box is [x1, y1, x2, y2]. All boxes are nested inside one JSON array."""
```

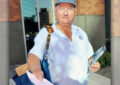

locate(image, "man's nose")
[[64, 8, 68, 15]]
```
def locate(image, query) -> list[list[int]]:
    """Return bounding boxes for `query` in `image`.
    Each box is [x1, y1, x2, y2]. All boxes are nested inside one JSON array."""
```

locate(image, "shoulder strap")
[[45, 25, 54, 53]]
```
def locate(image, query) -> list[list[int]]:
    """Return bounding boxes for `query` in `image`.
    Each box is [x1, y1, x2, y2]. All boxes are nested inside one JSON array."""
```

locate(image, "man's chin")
[[62, 22, 71, 25]]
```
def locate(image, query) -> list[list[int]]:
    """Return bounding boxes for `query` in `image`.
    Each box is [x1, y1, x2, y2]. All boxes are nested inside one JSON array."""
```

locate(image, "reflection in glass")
[[21, 0, 55, 58], [21, 0, 39, 54]]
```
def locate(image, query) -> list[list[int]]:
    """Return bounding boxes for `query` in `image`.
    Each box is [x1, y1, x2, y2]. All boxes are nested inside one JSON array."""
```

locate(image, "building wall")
[[74, 0, 105, 51], [73, 15, 105, 51], [0, 22, 9, 85], [9, 0, 26, 65], [111, 0, 120, 84], [75, 0, 105, 15], [0, 0, 9, 84], [9, 21, 26, 65], [9, 0, 21, 21]]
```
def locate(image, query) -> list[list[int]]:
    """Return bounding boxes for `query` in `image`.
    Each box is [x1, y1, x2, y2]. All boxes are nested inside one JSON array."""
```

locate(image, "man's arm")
[[27, 53, 44, 80], [28, 53, 41, 72]]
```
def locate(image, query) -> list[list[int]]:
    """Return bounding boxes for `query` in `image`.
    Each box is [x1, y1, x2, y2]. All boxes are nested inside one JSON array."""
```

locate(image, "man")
[[28, 0, 100, 85]]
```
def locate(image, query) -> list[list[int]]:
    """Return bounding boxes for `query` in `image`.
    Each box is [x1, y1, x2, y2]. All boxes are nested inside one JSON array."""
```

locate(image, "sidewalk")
[[88, 72, 111, 85]]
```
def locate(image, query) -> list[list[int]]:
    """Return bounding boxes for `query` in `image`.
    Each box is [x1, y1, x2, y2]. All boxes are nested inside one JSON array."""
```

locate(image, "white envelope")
[[26, 71, 53, 85]]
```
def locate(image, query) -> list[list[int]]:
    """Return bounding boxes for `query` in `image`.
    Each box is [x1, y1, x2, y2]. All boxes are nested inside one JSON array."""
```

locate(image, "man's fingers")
[[88, 57, 93, 63], [33, 70, 44, 81], [89, 62, 100, 72], [91, 65, 99, 69]]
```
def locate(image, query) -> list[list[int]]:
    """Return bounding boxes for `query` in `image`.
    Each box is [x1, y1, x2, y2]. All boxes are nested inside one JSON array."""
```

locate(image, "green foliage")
[[98, 51, 111, 67]]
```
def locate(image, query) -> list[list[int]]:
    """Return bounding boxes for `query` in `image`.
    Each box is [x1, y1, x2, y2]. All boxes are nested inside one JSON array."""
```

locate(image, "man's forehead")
[[56, 3, 74, 7]]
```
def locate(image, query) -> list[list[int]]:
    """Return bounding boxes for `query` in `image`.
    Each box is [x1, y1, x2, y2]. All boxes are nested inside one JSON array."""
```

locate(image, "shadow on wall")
[[73, 15, 105, 51], [86, 15, 105, 51], [8, 21, 26, 65]]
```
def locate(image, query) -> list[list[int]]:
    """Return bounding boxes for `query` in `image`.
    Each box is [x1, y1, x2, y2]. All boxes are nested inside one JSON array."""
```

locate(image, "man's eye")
[[68, 8, 72, 10], [59, 8, 64, 10], [68, 8, 74, 10]]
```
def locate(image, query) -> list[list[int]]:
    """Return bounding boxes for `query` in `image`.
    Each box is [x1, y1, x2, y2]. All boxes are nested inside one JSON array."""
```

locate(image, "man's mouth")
[[63, 17, 69, 19]]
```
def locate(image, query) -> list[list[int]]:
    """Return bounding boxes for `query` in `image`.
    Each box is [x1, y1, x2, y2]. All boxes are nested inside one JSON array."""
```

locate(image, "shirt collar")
[[52, 22, 77, 41], [52, 22, 74, 32]]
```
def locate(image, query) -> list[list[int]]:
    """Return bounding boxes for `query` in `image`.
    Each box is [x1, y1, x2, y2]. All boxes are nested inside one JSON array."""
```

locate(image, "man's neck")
[[56, 22, 72, 41], [56, 22, 71, 30]]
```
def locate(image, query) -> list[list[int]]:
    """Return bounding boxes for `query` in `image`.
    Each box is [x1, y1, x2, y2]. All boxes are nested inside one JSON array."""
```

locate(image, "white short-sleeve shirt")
[[29, 23, 94, 85]]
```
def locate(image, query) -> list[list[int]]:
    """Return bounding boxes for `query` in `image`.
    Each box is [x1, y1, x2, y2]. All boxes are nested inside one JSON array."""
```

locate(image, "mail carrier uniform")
[[29, 23, 94, 85]]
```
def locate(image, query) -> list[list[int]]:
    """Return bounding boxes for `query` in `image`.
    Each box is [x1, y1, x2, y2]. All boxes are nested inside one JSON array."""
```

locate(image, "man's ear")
[[74, 7, 77, 15], [55, 7, 57, 19], [55, 7, 57, 13]]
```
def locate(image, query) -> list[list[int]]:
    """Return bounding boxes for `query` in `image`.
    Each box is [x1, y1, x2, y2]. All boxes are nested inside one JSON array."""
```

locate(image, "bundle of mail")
[[27, 71, 53, 85]]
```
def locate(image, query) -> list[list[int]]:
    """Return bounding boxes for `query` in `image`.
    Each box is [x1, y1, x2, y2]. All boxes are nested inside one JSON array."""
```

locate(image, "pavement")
[[88, 72, 111, 85]]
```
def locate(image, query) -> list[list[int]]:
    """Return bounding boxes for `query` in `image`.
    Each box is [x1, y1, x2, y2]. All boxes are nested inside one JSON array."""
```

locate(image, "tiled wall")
[[9, 0, 21, 21], [76, 0, 105, 15]]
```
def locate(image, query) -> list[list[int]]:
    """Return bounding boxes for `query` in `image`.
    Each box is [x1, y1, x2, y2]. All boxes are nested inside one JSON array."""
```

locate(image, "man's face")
[[55, 3, 75, 25]]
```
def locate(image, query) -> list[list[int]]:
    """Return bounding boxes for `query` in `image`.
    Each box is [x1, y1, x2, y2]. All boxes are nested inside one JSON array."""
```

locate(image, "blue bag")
[[41, 58, 52, 82], [13, 73, 34, 85]]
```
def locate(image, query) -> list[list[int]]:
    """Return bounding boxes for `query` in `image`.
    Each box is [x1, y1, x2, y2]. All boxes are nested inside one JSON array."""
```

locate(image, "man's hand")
[[27, 54, 44, 81], [88, 57, 100, 72], [89, 62, 100, 72], [33, 70, 44, 81]]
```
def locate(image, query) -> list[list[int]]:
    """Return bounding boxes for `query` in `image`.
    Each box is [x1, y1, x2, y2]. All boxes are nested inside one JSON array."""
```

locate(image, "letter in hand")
[[33, 70, 44, 81], [27, 71, 53, 85]]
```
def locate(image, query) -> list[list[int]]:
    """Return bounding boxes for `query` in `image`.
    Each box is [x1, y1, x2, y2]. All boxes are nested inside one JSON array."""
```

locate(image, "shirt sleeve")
[[77, 26, 94, 59], [83, 31, 94, 59], [87, 40, 94, 59], [28, 28, 48, 61], [85, 35, 94, 75]]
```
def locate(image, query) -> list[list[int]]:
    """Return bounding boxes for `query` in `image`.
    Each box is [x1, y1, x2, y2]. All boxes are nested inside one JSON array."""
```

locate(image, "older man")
[[28, 0, 100, 85]]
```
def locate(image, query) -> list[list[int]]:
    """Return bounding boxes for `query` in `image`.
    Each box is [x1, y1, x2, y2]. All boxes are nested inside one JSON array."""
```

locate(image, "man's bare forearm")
[[27, 53, 41, 72]]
